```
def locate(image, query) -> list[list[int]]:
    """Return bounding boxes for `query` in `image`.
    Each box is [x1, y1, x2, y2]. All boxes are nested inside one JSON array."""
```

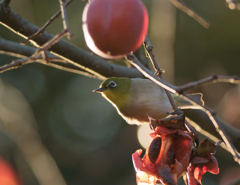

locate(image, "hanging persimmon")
[[82, 0, 149, 59]]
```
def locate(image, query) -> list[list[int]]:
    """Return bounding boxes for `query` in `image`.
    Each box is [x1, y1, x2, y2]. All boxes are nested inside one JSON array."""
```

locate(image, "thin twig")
[[40, 29, 68, 50], [144, 35, 198, 138], [21, 0, 73, 45], [182, 91, 240, 163], [0, 49, 100, 78], [59, 0, 73, 39], [144, 35, 178, 111], [0, 36, 101, 78], [0, 49, 99, 77], [176, 74, 240, 93], [0, 8, 143, 79], [126, 54, 177, 93], [186, 117, 229, 152], [0, 57, 34, 73], [126, 53, 240, 164], [38, 61, 100, 78], [169, 0, 209, 28], [0, 29, 69, 73]]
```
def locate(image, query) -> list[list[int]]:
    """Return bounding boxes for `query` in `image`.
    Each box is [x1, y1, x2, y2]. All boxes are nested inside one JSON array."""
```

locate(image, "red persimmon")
[[82, 0, 149, 59]]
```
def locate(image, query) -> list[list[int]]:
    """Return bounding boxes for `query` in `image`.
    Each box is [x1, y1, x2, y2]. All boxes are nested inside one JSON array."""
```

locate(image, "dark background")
[[0, 0, 240, 184]]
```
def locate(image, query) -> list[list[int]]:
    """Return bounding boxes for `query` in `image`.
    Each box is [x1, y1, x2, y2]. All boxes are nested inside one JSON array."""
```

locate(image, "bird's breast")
[[120, 80, 173, 125]]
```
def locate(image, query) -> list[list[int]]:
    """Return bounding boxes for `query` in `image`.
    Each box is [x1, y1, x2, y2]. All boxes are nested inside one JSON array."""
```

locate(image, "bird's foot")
[[167, 108, 183, 115]]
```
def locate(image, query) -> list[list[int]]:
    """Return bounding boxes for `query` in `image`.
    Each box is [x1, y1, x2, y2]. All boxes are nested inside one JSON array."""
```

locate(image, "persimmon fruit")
[[82, 0, 149, 59]]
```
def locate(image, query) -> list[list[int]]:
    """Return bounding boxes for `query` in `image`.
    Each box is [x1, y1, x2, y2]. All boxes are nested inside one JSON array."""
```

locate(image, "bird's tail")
[[172, 93, 204, 109]]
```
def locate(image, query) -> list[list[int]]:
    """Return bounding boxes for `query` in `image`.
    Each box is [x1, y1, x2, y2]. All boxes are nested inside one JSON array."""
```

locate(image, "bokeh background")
[[0, 0, 240, 184]]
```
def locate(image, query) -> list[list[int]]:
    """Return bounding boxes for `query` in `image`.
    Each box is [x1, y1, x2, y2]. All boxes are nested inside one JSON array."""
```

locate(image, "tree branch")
[[0, 6, 143, 79], [21, 0, 73, 44], [126, 53, 240, 164], [176, 74, 240, 93], [169, 0, 209, 28], [126, 54, 178, 93], [144, 35, 198, 138], [0, 37, 101, 78], [0, 29, 69, 73], [1, 1, 240, 164], [185, 110, 240, 152], [144, 35, 178, 110], [59, 0, 73, 39]]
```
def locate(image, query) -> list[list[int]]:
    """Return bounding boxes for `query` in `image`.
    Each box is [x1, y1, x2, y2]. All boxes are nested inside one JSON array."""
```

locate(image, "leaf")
[[194, 139, 218, 156], [149, 114, 187, 131]]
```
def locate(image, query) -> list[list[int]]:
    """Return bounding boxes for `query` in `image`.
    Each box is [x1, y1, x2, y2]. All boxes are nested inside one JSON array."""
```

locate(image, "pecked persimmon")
[[82, 0, 149, 59]]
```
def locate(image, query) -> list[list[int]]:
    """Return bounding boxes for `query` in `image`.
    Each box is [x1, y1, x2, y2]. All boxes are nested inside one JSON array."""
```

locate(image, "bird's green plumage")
[[100, 77, 131, 110], [95, 77, 204, 125]]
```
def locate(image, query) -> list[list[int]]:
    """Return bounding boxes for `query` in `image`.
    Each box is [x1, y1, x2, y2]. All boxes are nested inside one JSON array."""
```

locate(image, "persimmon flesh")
[[82, 0, 149, 59]]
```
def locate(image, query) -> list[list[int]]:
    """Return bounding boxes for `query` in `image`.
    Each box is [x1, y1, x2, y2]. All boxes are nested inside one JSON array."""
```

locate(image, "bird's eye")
[[108, 81, 117, 88]]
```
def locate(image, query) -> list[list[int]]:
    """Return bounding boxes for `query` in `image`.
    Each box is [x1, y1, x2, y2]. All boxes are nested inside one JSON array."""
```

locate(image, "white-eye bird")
[[93, 77, 204, 125]]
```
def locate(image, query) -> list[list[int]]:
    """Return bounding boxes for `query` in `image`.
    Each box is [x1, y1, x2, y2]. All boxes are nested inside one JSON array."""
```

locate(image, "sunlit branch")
[[144, 35, 198, 138], [21, 0, 73, 44], [176, 74, 240, 93], [0, 7, 143, 79], [144, 35, 178, 110], [0, 35, 100, 78], [186, 117, 229, 151], [0, 29, 69, 73], [126, 53, 240, 164], [169, 0, 209, 28], [59, 0, 73, 39], [126, 54, 177, 93]]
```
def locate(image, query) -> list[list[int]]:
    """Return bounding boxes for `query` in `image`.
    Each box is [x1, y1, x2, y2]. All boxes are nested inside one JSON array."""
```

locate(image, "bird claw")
[[167, 108, 183, 115]]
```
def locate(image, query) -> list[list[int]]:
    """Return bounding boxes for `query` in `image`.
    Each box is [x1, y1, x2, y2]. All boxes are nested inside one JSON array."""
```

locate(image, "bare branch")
[[59, 0, 73, 39], [144, 35, 178, 111], [0, 29, 69, 73], [185, 109, 240, 153], [169, 0, 210, 28], [0, 37, 100, 78], [38, 61, 101, 78], [145, 35, 198, 139], [0, 57, 33, 73], [21, 0, 73, 44], [186, 118, 229, 151], [176, 74, 240, 93], [126, 53, 240, 164], [126, 54, 177, 93], [0, 8, 143, 79]]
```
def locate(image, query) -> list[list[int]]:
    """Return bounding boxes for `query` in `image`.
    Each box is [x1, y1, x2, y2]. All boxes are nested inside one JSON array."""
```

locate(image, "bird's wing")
[[172, 93, 204, 109]]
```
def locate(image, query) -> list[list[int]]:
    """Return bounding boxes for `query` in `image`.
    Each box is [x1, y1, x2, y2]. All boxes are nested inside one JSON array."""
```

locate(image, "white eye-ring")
[[108, 81, 117, 88]]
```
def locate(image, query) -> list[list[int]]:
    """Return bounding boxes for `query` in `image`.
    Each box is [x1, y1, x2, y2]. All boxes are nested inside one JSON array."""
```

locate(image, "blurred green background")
[[0, 0, 240, 184]]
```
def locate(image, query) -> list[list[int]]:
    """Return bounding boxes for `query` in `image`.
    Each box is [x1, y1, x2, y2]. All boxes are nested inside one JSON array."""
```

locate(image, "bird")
[[93, 77, 204, 125]]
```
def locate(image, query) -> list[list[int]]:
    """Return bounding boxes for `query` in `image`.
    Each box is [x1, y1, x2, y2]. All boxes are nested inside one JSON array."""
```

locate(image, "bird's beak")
[[92, 87, 107, 93]]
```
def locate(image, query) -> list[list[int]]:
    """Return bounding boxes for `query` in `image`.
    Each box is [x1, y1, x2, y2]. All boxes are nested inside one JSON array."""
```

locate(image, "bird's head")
[[93, 77, 131, 108]]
